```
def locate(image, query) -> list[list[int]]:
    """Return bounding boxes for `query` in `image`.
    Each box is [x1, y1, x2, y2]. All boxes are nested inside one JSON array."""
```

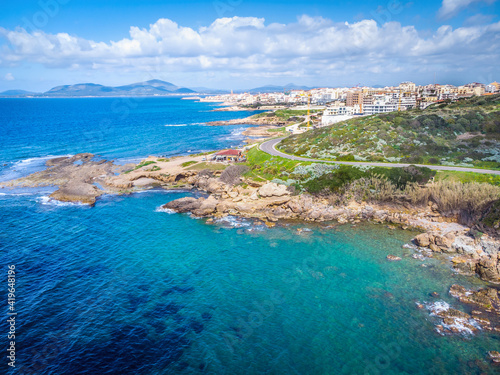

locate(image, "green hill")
[[279, 94, 500, 170]]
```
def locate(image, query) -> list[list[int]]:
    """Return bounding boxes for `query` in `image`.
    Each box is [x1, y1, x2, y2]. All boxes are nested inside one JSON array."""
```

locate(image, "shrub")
[[337, 154, 356, 161], [404, 155, 424, 164], [345, 177, 398, 202], [428, 180, 500, 215], [371, 165, 435, 188], [303, 166, 366, 193]]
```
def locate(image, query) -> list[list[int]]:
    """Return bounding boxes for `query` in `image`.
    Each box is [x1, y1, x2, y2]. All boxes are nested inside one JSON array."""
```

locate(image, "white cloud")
[[0, 16, 499, 81], [4, 73, 14, 81], [438, 0, 497, 19]]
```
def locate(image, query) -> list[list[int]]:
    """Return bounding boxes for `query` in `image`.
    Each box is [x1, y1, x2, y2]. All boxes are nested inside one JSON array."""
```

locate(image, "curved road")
[[260, 137, 500, 176]]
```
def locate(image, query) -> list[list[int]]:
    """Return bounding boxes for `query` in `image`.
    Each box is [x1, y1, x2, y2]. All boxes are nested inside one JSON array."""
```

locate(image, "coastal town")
[[200, 81, 500, 129]]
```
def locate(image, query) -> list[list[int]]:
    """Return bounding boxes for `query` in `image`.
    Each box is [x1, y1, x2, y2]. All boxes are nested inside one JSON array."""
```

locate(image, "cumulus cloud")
[[0, 16, 499, 80], [4, 73, 14, 81], [438, 0, 497, 19]]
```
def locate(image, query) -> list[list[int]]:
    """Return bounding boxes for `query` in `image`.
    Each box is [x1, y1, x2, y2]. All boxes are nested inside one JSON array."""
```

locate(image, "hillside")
[[279, 94, 500, 170]]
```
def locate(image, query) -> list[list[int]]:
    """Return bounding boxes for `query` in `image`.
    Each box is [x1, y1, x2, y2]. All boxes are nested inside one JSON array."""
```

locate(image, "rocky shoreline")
[[2, 154, 499, 285], [3, 151, 500, 360], [162, 169, 500, 285]]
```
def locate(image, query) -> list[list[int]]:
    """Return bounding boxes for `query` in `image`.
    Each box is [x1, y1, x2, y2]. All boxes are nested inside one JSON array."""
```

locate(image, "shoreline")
[[2, 151, 500, 284], [3, 151, 500, 348]]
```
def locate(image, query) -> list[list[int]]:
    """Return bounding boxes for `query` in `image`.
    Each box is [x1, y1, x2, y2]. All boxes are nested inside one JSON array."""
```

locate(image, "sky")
[[0, 0, 499, 92]]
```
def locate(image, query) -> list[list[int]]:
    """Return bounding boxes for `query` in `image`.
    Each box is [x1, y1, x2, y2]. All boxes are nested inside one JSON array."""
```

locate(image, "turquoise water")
[[1, 98, 500, 374]]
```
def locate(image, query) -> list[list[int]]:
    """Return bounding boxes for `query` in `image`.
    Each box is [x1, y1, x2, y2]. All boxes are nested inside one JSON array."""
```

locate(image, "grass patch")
[[181, 160, 198, 168], [243, 146, 311, 181], [124, 160, 156, 174], [157, 158, 170, 162], [186, 162, 227, 171], [435, 171, 500, 186]]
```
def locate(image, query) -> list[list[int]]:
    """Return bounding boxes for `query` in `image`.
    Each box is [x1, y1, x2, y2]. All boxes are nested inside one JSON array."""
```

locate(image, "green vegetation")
[[186, 162, 227, 171], [124, 160, 157, 174], [181, 160, 198, 168], [268, 126, 287, 133], [157, 158, 170, 162], [241, 147, 500, 232], [253, 109, 322, 124], [435, 170, 500, 186], [243, 146, 310, 181], [279, 94, 500, 170], [150, 165, 161, 171], [301, 165, 436, 194]]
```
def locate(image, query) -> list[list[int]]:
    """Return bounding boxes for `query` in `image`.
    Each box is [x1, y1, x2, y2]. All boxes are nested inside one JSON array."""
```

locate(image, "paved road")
[[259, 137, 500, 176]]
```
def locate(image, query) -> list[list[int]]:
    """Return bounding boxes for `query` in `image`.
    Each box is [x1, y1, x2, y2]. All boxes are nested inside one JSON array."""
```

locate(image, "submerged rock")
[[488, 351, 500, 363], [386, 255, 402, 261]]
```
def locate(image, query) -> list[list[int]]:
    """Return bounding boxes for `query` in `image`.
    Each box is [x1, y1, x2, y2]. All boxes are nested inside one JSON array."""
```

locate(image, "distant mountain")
[[14, 80, 200, 97], [45, 83, 116, 96], [0, 89, 39, 96], [1, 80, 318, 97], [247, 83, 313, 93]]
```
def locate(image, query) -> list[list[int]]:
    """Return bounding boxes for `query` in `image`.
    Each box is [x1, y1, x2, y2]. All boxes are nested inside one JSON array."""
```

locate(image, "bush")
[[219, 165, 249, 185], [371, 165, 435, 188], [428, 180, 500, 215], [404, 155, 424, 164], [303, 166, 366, 193], [337, 154, 356, 161]]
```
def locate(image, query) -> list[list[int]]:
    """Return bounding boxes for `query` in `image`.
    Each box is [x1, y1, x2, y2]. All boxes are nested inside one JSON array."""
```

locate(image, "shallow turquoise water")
[[1, 190, 499, 374], [1, 98, 500, 374]]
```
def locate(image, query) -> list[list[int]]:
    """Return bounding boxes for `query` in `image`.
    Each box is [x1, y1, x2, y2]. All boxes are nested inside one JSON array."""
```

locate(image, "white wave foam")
[[215, 215, 252, 228], [15, 154, 72, 167], [426, 301, 450, 315], [441, 317, 481, 335], [155, 206, 176, 214], [36, 196, 86, 207], [165, 124, 187, 127], [0, 192, 35, 196]]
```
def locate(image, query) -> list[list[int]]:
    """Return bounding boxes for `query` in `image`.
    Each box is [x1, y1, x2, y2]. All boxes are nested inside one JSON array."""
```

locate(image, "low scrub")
[[427, 180, 500, 215]]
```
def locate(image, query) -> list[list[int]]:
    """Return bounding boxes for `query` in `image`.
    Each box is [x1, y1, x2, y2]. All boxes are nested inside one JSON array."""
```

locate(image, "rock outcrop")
[[413, 230, 500, 283]]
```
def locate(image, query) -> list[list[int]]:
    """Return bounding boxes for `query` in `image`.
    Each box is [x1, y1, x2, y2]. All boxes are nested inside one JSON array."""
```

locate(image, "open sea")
[[1, 97, 500, 374]]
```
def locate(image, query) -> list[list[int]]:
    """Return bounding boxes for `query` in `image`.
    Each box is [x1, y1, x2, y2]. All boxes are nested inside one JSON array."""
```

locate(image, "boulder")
[[192, 196, 218, 216], [488, 351, 500, 363], [434, 234, 454, 251], [414, 233, 432, 247], [50, 182, 103, 205], [477, 257, 500, 283], [258, 183, 290, 198], [163, 197, 203, 213]]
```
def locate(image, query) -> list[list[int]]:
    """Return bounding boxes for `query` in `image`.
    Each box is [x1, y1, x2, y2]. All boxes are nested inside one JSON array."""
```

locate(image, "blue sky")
[[0, 0, 499, 91]]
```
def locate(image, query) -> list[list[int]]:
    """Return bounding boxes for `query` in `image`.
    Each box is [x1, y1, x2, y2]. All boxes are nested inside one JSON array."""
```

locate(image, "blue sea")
[[1, 97, 499, 374]]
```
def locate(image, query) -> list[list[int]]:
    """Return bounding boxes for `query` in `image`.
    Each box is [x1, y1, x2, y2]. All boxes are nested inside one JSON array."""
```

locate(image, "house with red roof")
[[213, 149, 242, 162]]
